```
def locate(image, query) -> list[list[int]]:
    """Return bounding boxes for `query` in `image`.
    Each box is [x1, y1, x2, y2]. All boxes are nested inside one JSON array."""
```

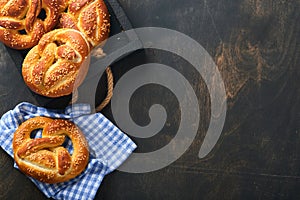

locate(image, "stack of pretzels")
[[0, 0, 111, 184], [0, 0, 110, 97]]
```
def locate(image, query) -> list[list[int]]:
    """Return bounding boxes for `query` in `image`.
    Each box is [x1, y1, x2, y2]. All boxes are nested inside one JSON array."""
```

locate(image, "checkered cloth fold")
[[0, 102, 137, 200]]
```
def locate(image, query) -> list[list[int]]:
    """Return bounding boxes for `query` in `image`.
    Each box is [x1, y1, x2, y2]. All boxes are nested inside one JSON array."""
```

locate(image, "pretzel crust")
[[58, 0, 110, 47], [13, 116, 89, 183], [0, 0, 67, 49], [22, 28, 90, 97]]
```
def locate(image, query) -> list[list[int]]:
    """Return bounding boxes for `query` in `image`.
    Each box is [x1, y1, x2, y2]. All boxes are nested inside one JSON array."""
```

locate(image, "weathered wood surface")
[[97, 0, 300, 199], [1, 0, 299, 199]]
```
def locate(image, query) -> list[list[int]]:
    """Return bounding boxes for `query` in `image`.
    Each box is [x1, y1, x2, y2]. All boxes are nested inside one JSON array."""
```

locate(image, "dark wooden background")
[[0, 0, 299, 199]]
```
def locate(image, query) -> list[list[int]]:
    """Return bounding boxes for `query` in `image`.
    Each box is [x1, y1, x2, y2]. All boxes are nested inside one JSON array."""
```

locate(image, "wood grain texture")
[[97, 0, 300, 199]]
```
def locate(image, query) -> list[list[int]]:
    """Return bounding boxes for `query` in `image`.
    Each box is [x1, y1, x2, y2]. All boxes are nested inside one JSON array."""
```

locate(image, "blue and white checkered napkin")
[[0, 102, 137, 200]]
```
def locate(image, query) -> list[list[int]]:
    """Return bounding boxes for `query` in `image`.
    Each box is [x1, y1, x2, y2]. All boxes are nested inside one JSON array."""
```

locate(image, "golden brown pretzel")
[[58, 0, 110, 47], [13, 116, 89, 183], [22, 28, 91, 97], [0, 0, 67, 49]]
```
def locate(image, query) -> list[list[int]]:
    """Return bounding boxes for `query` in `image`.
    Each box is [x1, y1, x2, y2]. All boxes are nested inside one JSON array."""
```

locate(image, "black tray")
[[0, 0, 140, 113]]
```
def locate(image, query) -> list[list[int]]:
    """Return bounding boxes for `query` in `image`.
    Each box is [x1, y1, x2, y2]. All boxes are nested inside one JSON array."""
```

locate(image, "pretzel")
[[0, 0, 67, 49], [13, 116, 89, 183], [58, 0, 110, 47], [22, 28, 91, 97]]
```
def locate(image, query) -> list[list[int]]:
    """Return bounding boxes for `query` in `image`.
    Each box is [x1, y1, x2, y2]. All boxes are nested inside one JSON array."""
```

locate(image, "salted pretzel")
[[58, 0, 110, 47], [13, 116, 89, 183], [22, 28, 91, 97], [0, 0, 67, 49]]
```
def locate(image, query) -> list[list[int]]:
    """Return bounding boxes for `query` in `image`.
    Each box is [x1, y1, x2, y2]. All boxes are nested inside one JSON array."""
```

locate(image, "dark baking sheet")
[[0, 0, 139, 112]]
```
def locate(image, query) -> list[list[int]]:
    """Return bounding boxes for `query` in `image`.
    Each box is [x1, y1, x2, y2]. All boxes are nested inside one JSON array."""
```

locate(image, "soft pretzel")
[[58, 0, 110, 47], [13, 116, 89, 183], [22, 28, 90, 97], [0, 0, 67, 49]]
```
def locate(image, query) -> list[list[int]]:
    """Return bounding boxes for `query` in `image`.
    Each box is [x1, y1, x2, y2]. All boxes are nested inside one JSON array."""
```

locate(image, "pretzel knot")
[[59, 0, 110, 47], [13, 116, 89, 183], [0, 0, 67, 49], [22, 28, 91, 97]]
